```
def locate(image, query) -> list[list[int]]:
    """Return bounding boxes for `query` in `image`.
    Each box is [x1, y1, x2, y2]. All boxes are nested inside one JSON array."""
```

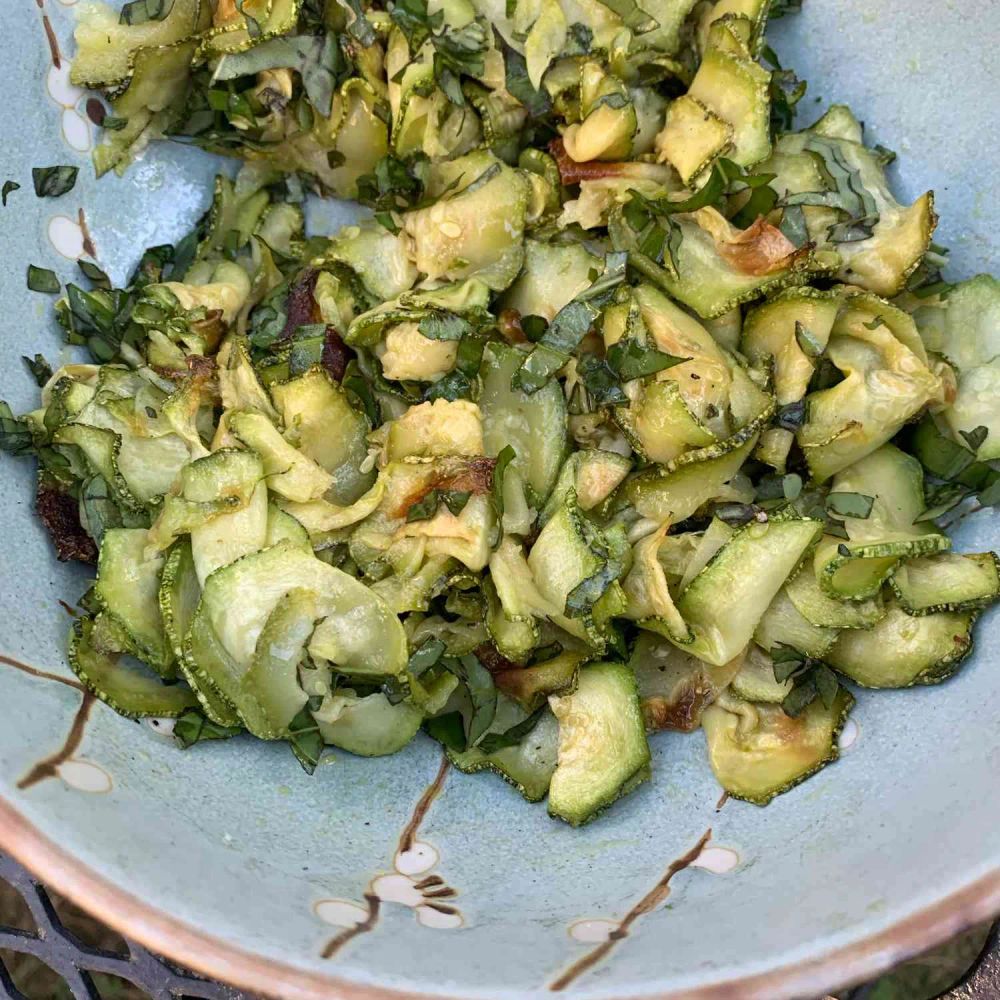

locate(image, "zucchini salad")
[[2, 0, 998, 826]]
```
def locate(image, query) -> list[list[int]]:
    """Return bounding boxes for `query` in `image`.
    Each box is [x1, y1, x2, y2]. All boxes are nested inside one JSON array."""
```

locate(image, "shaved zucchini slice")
[[403, 157, 529, 291], [383, 400, 484, 461], [624, 433, 759, 523], [501, 240, 600, 323], [229, 410, 333, 503], [655, 95, 733, 186], [562, 61, 637, 162], [676, 517, 823, 665], [479, 342, 567, 504], [160, 539, 241, 726], [194, 540, 406, 722], [813, 444, 949, 600], [264, 504, 310, 550], [492, 650, 585, 711], [630, 632, 742, 732], [612, 206, 829, 319], [313, 690, 423, 756], [728, 645, 793, 704], [825, 604, 975, 688], [762, 108, 937, 296], [483, 573, 538, 663], [448, 697, 560, 803], [71, 0, 207, 87], [527, 492, 624, 646], [891, 553, 1000, 616], [147, 448, 263, 554], [95, 528, 173, 674], [269, 367, 374, 505], [702, 688, 853, 804], [159, 539, 201, 665], [797, 301, 942, 482], [754, 585, 839, 659], [911, 275, 1000, 460], [541, 450, 632, 526], [684, 18, 771, 169], [69, 615, 198, 720], [623, 522, 691, 642], [238, 588, 315, 739], [548, 661, 651, 825], [741, 287, 842, 404], [784, 567, 885, 629]]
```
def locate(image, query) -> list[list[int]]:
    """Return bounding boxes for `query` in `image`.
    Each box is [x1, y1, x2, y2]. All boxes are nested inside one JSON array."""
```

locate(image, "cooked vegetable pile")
[[1, 0, 998, 825]]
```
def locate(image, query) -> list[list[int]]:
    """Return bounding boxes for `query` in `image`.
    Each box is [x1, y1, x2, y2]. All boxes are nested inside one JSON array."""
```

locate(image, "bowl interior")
[[1, 3, 998, 998]]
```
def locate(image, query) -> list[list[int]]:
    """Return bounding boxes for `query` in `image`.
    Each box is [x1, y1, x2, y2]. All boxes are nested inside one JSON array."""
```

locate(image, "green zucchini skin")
[[824, 605, 976, 689], [69, 616, 200, 720], [548, 662, 652, 826], [890, 552, 1000, 616], [702, 689, 854, 806]]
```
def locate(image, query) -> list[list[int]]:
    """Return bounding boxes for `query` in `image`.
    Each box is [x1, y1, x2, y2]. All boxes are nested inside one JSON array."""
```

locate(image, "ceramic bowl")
[[1, 2, 998, 998]]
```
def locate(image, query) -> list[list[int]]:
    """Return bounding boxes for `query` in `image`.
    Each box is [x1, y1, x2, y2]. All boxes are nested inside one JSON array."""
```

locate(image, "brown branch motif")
[[549, 827, 714, 992], [316, 752, 459, 958], [1, 654, 105, 793]]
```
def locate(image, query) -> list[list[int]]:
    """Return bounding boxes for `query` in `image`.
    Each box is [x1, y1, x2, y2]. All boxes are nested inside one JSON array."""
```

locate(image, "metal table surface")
[[0, 850, 996, 1000]]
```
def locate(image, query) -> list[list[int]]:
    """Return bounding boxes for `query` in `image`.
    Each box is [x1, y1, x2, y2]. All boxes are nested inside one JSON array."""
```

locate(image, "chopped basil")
[[407, 490, 442, 522], [826, 492, 875, 519], [119, 0, 174, 24], [425, 711, 466, 751], [959, 425, 989, 453], [442, 489, 471, 515], [776, 399, 807, 430], [769, 644, 841, 717], [78, 260, 111, 289], [21, 354, 52, 387], [391, 0, 487, 106], [502, 40, 551, 118], [763, 45, 807, 134], [442, 653, 497, 747], [782, 473, 803, 500], [566, 22, 593, 53], [408, 637, 447, 677], [418, 311, 472, 341], [287, 707, 324, 774], [512, 254, 626, 393], [606, 338, 687, 382], [32, 165, 79, 199], [491, 444, 516, 521], [714, 502, 765, 527], [27, 265, 60, 294], [477, 707, 546, 754], [794, 321, 823, 357], [0, 402, 34, 455], [577, 353, 628, 406], [2, 180, 19, 206], [173, 709, 242, 749], [102, 116, 128, 131], [768, 0, 802, 18], [342, 361, 381, 426], [565, 522, 627, 618], [781, 135, 879, 243]]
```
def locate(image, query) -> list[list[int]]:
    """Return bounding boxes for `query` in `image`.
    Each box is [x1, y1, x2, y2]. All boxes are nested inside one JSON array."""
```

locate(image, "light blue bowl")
[[1, 3, 998, 998]]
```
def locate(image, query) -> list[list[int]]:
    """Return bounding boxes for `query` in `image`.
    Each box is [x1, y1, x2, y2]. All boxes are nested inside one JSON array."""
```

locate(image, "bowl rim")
[[2, 795, 998, 1000]]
